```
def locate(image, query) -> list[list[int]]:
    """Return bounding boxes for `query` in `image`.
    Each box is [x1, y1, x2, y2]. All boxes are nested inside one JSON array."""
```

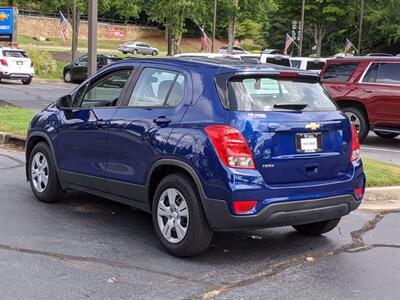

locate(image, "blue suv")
[[26, 58, 365, 257]]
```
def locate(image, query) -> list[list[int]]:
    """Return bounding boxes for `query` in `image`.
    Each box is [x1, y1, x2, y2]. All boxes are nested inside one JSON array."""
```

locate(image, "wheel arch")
[[146, 159, 210, 222], [336, 99, 370, 124], [25, 133, 57, 181]]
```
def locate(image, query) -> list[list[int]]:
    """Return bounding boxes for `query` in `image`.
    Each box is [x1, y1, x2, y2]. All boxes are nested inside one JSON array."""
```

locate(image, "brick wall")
[[18, 15, 164, 40]]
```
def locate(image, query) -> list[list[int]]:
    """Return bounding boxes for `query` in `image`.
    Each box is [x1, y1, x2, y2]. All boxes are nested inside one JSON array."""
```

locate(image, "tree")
[[146, 0, 197, 54]]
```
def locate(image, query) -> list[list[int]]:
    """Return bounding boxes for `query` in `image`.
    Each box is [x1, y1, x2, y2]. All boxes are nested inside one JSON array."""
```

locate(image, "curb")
[[0, 132, 26, 148]]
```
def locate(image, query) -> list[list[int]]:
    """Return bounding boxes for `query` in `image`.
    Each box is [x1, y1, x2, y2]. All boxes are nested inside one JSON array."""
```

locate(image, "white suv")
[[0, 48, 34, 85]]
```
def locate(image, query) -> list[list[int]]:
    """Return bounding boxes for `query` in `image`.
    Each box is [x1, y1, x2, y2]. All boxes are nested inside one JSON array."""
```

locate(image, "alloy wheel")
[[157, 188, 189, 244], [345, 112, 361, 132], [31, 152, 49, 193]]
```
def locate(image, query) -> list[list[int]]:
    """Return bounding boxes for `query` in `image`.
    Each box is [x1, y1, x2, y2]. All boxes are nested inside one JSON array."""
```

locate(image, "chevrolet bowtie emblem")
[[306, 122, 321, 130]]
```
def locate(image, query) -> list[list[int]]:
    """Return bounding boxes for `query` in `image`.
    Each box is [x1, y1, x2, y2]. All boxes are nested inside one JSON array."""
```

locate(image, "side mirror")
[[56, 95, 73, 110]]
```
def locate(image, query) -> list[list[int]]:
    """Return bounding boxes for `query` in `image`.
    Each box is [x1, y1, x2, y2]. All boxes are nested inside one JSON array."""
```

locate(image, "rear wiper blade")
[[273, 103, 308, 111]]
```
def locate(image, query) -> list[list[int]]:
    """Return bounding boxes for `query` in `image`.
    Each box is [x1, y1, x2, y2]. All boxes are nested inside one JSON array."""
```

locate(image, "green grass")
[[363, 159, 400, 187], [0, 106, 34, 137]]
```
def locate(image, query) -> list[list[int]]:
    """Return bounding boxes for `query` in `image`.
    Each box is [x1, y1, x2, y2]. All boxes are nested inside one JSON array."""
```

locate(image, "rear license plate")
[[296, 133, 323, 153], [17, 61, 23, 66]]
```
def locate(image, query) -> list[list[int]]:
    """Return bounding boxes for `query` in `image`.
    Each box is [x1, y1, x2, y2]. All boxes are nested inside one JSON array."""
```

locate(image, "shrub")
[[239, 39, 263, 52], [26, 49, 58, 77]]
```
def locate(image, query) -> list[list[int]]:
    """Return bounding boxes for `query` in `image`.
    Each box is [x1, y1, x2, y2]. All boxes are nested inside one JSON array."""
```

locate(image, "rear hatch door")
[[222, 73, 352, 185], [2, 50, 31, 73]]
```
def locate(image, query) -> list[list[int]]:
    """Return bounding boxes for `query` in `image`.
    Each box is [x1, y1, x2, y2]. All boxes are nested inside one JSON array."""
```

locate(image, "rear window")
[[2, 50, 28, 58], [266, 57, 291, 67], [321, 62, 358, 82], [306, 61, 325, 71], [226, 76, 337, 112], [376, 63, 400, 84]]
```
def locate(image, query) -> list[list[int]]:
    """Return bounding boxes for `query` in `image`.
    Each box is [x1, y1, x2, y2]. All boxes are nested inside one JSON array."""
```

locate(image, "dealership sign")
[[106, 28, 126, 39], [0, 7, 17, 43]]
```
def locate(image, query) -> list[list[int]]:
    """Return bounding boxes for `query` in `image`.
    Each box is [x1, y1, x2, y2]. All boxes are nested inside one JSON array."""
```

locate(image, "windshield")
[[226, 77, 337, 112], [2, 50, 28, 58]]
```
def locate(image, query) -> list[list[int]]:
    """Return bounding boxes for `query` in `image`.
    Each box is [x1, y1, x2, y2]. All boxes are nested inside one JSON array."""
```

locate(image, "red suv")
[[320, 57, 400, 141]]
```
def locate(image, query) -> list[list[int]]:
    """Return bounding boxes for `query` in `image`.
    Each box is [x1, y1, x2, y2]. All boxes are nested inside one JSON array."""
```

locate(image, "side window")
[[79, 56, 88, 66], [128, 68, 185, 107], [363, 63, 379, 83], [78, 69, 132, 108], [291, 60, 302, 68], [321, 63, 358, 82], [376, 63, 400, 84]]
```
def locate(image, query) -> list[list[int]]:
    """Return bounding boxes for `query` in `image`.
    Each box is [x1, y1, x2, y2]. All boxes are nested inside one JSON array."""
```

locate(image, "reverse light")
[[233, 200, 257, 215], [351, 124, 361, 162], [0, 59, 8, 67], [205, 125, 255, 169]]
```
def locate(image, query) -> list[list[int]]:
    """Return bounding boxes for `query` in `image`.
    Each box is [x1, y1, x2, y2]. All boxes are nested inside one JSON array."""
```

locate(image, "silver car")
[[117, 41, 159, 56]]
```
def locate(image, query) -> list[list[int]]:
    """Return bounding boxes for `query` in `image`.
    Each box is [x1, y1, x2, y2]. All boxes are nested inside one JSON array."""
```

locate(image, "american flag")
[[283, 34, 294, 55], [59, 11, 68, 42], [199, 27, 209, 52], [344, 38, 355, 55]]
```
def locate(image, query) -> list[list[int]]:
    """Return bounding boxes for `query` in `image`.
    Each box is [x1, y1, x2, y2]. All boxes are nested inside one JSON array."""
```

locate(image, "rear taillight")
[[278, 72, 299, 78], [354, 187, 364, 200], [0, 59, 8, 67], [233, 200, 257, 214], [351, 124, 360, 162], [30, 61, 34, 68], [205, 125, 255, 169]]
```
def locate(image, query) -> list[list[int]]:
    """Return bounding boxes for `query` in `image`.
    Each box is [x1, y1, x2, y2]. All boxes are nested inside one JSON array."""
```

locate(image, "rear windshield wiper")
[[273, 103, 308, 111]]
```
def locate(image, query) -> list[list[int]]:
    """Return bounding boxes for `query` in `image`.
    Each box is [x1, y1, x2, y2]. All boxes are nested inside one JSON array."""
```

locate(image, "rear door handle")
[[363, 89, 373, 93], [153, 116, 171, 126]]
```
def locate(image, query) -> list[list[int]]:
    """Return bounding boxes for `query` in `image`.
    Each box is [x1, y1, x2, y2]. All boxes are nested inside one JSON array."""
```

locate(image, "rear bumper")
[[203, 194, 360, 231], [0, 72, 33, 80]]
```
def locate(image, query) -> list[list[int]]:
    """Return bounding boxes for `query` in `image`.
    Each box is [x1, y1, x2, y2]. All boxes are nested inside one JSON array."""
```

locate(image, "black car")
[[63, 54, 122, 83]]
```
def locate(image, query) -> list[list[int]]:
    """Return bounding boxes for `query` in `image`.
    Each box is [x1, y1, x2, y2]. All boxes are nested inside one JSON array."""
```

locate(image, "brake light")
[[278, 72, 299, 78], [205, 125, 255, 169], [233, 200, 257, 214], [0, 59, 8, 67], [351, 124, 360, 161]]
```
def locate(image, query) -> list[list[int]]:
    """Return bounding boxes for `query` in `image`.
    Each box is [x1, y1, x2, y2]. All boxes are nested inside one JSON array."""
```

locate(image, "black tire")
[[29, 142, 64, 203], [133, 49, 138, 55], [22, 78, 32, 85], [122, 52, 127, 55], [152, 50, 158, 56], [152, 173, 213, 257], [342, 106, 369, 142], [293, 218, 341, 236], [373, 131, 399, 139], [64, 71, 72, 83]]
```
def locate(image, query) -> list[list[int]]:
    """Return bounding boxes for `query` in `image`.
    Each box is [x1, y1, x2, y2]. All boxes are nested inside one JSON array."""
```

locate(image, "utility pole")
[[211, 0, 217, 53], [71, 0, 77, 62], [299, 0, 305, 57], [358, 0, 364, 55], [88, 0, 98, 76]]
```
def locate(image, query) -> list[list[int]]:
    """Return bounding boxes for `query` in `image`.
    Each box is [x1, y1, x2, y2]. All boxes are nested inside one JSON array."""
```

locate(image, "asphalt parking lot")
[[0, 148, 399, 299]]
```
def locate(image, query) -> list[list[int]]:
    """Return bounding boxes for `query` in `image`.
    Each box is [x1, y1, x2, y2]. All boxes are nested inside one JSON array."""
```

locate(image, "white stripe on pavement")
[[361, 146, 400, 153]]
